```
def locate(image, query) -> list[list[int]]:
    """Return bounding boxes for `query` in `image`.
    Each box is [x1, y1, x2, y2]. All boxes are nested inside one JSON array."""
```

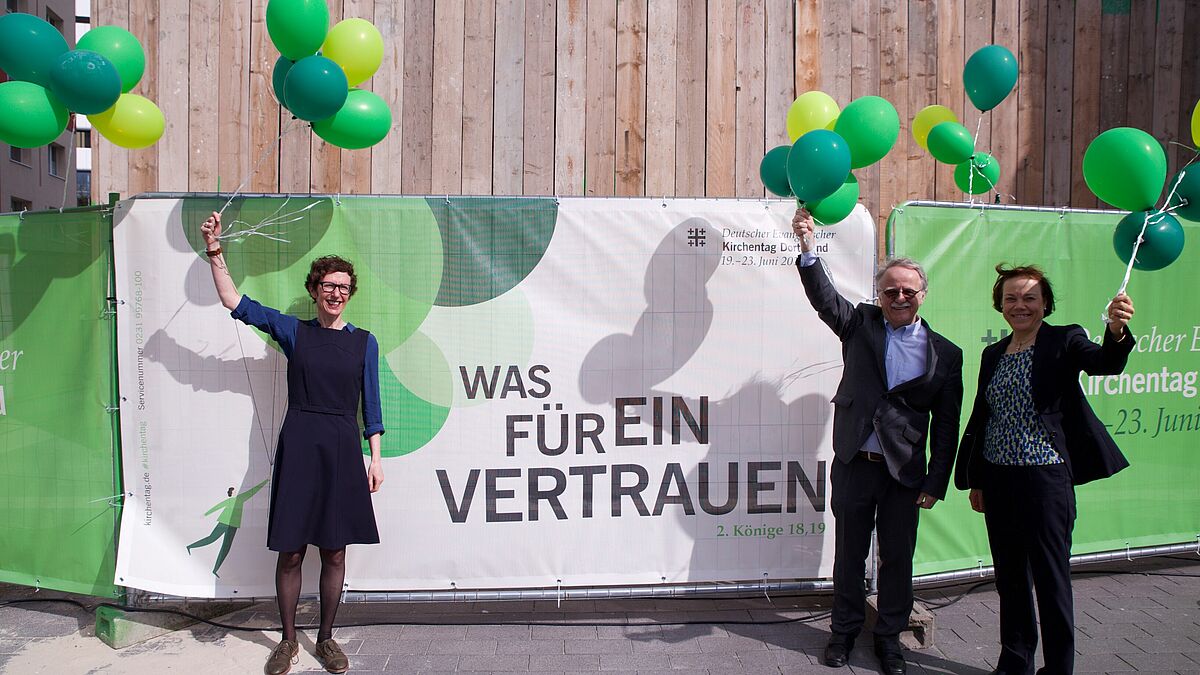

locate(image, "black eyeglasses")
[[880, 287, 924, 300], [318, 282, 352, 295]]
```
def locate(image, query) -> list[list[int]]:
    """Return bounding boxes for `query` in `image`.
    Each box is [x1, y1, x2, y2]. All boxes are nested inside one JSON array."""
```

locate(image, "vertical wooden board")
[[156, 0, 190, 191], [1124, 0, 1155, 138], [219, 0, 253, 195], [704, 0, 736, 197], [340, 0, 375, 195], [674, 0, 706, 196], [794, 0, 819, 96], [849, 0, 879, 225], [523, 0, 557, 195], [1015, 0, 1047, 206], [370, 0, 405, 194], [905, 0, 937, 202], [93, 0, 128, 199], [1151, 0, 1184, 174], [127, 0, 158, 195], [1042, 0, 1072, 206], [989, 0, 1018, 201], [401, 0, 435, 194], [553, 0, 585, 195], [615, 0, 647, 196], [961, 0, 991, 158], [188, 0, 219, 193], [492, 0, 524, 195], [764, 0, 793, 149], [462, 0, 496, 194], [933, 0, 963, 201], [818, 0, 850, 105], [1069, 0, 1100, 208], [733, 0, 765, 198], [644, 0, 677, 197], [309, 1, 344, 194], [584, 0, 616, 195], [877, 0, 908, 222], [1097, 8, 1129, 133], [247, 0, 280, 193], [431, 0, 466, 194]]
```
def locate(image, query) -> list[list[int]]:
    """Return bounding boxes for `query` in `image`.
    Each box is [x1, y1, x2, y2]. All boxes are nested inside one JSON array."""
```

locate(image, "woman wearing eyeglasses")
[[202, 211, 383, 675], [954, 264, 1134, 675]]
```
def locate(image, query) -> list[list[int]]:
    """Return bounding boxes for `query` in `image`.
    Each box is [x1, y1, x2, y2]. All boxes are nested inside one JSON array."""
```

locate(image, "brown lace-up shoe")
[[315, 638, 350, 674], [264, 639, 299, 675]]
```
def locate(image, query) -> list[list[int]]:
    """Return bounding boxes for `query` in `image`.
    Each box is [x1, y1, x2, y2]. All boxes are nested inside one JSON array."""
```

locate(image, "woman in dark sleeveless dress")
[[202, 212, 384, 675]]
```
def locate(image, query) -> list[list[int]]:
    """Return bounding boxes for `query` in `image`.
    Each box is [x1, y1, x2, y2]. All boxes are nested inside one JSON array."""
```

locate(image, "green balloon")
[[808, 174, 859, 225], [953, 152, 1000, 194], [1083, 127, 1166, 212], [283, 55, 348, 122], [272, 56, 294, 108], [758, 145, 792, 197], [76, 26, 145, 94], [48, 50, 122, 114], [787, 130, 851, 203], [1113, 210, 1185, 271], [266, 0, 330, 60], [0, 81, 70, 148], [927, 122, 975, 165], [1165, 166, 1200, 222], [313, 88, 391, 149], [963, 45, 1018, 112], [0, 13, 69, 87], [833, 96, 900, 169]]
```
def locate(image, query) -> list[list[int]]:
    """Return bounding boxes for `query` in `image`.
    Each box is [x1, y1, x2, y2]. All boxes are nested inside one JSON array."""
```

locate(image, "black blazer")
[[799, 261, 964, 499], [954, 322, 1134, 490]]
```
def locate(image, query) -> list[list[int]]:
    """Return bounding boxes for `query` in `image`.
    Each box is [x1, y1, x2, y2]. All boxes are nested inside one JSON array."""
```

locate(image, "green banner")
[[892, 203, 1200, 576], [0, 207, 121, 598]]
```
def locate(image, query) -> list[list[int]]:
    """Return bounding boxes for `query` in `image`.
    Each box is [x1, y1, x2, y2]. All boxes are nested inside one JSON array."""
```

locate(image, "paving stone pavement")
[[0, 556, 1196, 674]]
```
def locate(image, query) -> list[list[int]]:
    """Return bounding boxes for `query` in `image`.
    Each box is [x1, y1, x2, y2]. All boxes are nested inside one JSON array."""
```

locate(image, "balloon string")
[[217, 116, 304, 217], [59, 124, 78, 212], [1107, 165, 1191, 321]]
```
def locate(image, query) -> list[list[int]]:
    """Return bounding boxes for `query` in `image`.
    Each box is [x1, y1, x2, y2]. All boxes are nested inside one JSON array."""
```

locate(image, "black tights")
[[275, 546, 347, 643]]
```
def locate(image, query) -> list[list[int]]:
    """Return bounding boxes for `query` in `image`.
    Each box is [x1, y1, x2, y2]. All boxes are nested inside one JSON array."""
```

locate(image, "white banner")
[[113, 196, 874, 597]]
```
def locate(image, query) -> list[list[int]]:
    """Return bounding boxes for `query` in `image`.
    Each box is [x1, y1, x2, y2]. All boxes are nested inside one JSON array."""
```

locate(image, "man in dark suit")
[[792, 209, 963, 675]]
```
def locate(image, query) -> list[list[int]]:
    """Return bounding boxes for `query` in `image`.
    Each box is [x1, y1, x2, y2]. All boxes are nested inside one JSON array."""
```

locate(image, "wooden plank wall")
[[93, 0, 1199, 234]]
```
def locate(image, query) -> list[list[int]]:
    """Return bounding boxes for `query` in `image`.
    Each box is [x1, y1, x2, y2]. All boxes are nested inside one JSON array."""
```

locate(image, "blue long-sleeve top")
[[231, 295, 385, 439]]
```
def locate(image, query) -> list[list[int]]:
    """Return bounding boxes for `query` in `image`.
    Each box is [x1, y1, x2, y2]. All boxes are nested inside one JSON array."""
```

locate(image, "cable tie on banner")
[[88, 492, 126, 507], [104, 404, 119, 413], [1193, 534, 1199, 556], [1058, 206, 1068, 221], [19, 208, 26, 221], [977, 559, 985, 578], [444, 195, 450, 204], [334, 193, 341, 207], [761, 572, 772, 604], [556, 579, 562, 609], [1125, 542, 1133, 562]]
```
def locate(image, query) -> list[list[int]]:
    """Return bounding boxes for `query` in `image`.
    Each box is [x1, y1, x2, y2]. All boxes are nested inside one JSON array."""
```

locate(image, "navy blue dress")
[[231, 296, 383, 552]]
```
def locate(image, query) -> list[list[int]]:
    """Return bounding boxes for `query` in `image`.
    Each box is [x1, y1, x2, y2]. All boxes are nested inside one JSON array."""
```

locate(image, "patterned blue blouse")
[[983, 349, 1062, 465], [231, 295, 385, 439]]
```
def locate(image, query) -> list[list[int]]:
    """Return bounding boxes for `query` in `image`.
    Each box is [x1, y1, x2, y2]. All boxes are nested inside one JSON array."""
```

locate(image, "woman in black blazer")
[[954, 264, 1135, 675]]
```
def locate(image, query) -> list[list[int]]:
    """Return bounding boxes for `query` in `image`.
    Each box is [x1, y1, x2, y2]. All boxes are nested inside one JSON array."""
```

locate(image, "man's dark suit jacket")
[[955, 322, 1133, 490], [799, 262, 964, 499]]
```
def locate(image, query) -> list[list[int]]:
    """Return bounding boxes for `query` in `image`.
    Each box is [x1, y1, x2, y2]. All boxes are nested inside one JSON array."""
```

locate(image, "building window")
[[46, 8, 63, 32], [9, 146, 29, 165], [75, 129, 92, 148], [6, 0, 26, 14], [10, 197, 32, 213], [48, 143, 65, 178], [76, 170, 92, 207]]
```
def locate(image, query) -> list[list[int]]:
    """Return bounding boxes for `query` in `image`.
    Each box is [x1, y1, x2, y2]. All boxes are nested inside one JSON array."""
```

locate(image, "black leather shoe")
[[823, 635, 854, 667], [873, 640, 907, 675]]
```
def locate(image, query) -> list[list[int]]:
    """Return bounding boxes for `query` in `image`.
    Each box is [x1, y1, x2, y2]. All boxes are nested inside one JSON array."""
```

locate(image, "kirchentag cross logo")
[[686, 226, 707, 247]]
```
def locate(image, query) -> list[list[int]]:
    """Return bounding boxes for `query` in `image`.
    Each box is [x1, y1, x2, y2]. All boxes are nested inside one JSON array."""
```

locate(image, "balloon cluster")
[[914, 45, 1018, 195], [267, 0, 391, 150], [1084, 120, 1198, 271], [0, 14, 161, 150], [758, 91, 900, 225]]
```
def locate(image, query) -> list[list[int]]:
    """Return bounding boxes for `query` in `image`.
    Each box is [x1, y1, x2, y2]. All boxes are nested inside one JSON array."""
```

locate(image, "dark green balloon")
[[313, 88, 392, 149], [0, 13, 69, 87], [48, 50, 122, 114], [808, 173, 859, 225], [1165, 166, 1200, 222], [0, 81, 70, 148], [266, 0, 329, 60], [787, 130, 851, 203], [283, 55, 348, 122], [953, 152, 1001, 194], [272, 56, 294, 108], [927, 122, 975, 165], [758, 145, 792, 197], [1113, 210, 1185, 271], [76, 26, 145, 94], [963, 45, 1018, 112]]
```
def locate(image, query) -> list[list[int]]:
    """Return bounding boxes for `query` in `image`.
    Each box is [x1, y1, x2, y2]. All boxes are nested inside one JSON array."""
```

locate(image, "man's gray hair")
[[874, 257, 928, 291]]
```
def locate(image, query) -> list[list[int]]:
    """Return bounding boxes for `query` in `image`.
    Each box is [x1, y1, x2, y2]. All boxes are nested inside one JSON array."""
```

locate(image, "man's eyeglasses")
[[880, 287, 924, 300], [318, 282, 352, 295]]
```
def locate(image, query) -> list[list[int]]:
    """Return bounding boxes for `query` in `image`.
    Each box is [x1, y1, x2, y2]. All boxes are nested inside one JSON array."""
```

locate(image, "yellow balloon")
[[1192, 99, 1199, 148], [88, 93, 164, 149], [321, 18, 383, 87], [786, 91, 840, 142], [912, 104, 958, 151]]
